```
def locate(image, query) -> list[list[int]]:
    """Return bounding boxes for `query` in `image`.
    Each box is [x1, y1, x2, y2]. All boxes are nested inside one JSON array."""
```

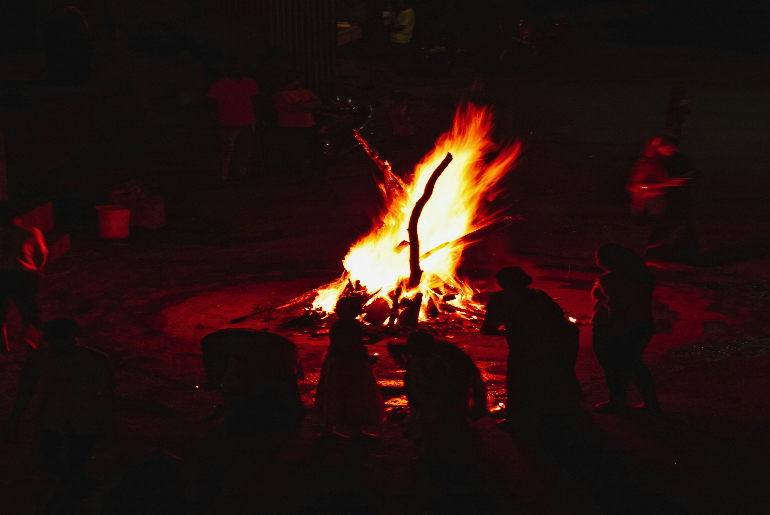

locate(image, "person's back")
[[201, 329, 304, 432], [482, 267, 581, 416], [595, 270, 654, 328], [483, 287, 567, 342], [32, 345, 115, 434]]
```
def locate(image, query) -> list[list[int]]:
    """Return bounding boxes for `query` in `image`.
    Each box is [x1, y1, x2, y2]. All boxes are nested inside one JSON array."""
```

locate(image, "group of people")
[[205, 61, 321, 183], [0, 245, 661, 511], [311, 256, 660, 456]]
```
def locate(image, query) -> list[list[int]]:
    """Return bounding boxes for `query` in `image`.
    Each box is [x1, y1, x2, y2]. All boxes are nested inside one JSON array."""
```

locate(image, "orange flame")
[[313, 104, 521, 318]]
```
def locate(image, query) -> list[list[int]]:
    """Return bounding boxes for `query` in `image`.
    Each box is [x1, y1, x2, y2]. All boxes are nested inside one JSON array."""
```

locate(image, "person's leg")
[[218, 125, 239, 181], [592, 329, 628, 410], [626, 323, 660, 410], [232, 124, 256, 180], [0, 271, 15, 352], [14, 271, 41, 350]]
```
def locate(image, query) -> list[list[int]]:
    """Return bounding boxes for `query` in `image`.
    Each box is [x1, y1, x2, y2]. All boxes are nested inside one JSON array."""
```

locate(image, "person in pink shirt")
[[207, 62, 260, 183], [272, 71, 321, 176]]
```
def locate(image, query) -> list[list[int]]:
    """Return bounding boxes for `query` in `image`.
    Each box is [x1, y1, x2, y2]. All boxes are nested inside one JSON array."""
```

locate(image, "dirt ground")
[[2, 38, 770, 514]]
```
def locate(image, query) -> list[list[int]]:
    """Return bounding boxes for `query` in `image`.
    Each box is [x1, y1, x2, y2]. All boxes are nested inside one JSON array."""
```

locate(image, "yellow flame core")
[[313, 104, 521, 316]]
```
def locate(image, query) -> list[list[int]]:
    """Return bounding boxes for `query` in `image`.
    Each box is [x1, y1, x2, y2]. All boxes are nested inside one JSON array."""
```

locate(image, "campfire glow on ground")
[[313, 104, 521, 321]]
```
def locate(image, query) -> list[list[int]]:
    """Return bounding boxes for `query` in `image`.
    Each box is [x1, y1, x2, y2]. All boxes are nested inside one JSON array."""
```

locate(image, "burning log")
[[407, 153, 453, 289], [353, 129, 401, 199], [418, 215, 523, 260]]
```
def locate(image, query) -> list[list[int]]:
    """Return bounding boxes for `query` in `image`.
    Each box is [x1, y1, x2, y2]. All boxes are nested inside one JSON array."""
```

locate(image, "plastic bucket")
[[96, 205, 130, 239]]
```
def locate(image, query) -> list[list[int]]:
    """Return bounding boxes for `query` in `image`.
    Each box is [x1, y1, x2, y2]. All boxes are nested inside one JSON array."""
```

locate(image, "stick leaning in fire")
[[407, 152, 454, 289], [353, 129, 401, 199]]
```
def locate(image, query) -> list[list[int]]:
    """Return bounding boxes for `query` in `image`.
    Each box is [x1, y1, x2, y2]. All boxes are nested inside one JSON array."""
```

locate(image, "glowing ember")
[[313, 104, 521, 321]]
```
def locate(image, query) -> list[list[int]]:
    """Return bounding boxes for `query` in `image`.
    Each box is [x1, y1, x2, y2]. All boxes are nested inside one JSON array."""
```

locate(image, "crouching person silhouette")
[[481, 267, 584, 435], [4, 318, 116, 514], [388, 331, 487, 457], [199, 329, 305, 433], [191, 329, 305, 509]]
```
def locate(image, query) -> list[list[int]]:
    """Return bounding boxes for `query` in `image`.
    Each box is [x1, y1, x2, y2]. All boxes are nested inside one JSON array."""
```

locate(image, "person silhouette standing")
[[314, 297, 385, 441], [591, 244, 660, 413]]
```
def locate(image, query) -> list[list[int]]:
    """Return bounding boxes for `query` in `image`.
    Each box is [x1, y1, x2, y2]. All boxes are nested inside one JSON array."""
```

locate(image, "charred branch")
[[407, 153, 454, 289]]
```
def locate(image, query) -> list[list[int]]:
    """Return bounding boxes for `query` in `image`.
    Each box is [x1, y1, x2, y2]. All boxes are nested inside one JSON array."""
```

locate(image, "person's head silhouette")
[[495, 267, 533, 291], [335, 296, 363, 320]]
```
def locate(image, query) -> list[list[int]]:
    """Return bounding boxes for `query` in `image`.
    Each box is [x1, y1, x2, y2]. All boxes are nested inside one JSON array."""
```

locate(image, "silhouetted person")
[[199, 329, 305, 434], [664, 87, 690, 144], [0, 203, 48, 352], [207, 61, 260, 183], [314, 297, 385, 440], [662, 147, 699, 265], [390, 0, 416, 45], [627, 136, 691, 264], [100, 453, 190, 515], [591, 244, 660, 413], [481, 267, 582, 428], [387, 331, 487, 456], [272, 71, 321, 177], [4, 318, 116, 514]]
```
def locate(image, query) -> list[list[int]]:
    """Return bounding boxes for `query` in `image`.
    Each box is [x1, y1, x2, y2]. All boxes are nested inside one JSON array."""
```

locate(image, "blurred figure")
[[382, 1, 395, 33], [199, 329, 305, 434], [627, 136, 697, 264], [314, 297, 385, 440], [664, 87, 690, 144], [389, 91, 414, 151], [387, 331, 487, 456], [272, 71, 321, 177], [481, 267, 583, 429], [4, 318, 116, 514], [591, 244, 660, 413], [390, 0, 416, 45], [0, 203, 48, 353], [207, 61, 260, 183]]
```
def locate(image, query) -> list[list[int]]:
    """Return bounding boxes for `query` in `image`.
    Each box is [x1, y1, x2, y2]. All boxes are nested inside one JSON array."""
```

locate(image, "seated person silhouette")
[[200, 329, 305, 434], [388, 331, 487, 456]]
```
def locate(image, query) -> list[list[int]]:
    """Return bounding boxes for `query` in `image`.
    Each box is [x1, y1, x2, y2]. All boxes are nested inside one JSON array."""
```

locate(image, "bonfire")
[[309, 103, 522, 327]]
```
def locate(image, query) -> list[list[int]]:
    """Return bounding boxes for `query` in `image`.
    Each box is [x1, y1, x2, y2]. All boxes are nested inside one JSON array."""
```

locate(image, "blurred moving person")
[[0, 203, 48, 353]]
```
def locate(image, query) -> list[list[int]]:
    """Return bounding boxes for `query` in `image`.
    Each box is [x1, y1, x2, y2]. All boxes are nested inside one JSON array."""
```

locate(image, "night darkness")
[[1, 1, 770, 514]]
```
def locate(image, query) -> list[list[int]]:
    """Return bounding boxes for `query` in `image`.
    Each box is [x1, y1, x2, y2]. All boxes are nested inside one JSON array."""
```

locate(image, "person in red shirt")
[[207, 62, 260, 183], [627, 136, 689, 262], [0, 203, 48, 352], [272, 71, 321, 176]]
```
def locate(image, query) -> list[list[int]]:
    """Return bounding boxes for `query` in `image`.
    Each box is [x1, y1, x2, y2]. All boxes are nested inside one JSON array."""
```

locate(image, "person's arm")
[[4, 352, 44, 441], [32, 228, 48, 271], [386, 343, 409, 369], [480, 295, 505, 336]]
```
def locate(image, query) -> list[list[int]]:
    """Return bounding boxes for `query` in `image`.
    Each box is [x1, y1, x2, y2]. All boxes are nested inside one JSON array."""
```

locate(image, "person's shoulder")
[[207, 77, 228, 95]]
